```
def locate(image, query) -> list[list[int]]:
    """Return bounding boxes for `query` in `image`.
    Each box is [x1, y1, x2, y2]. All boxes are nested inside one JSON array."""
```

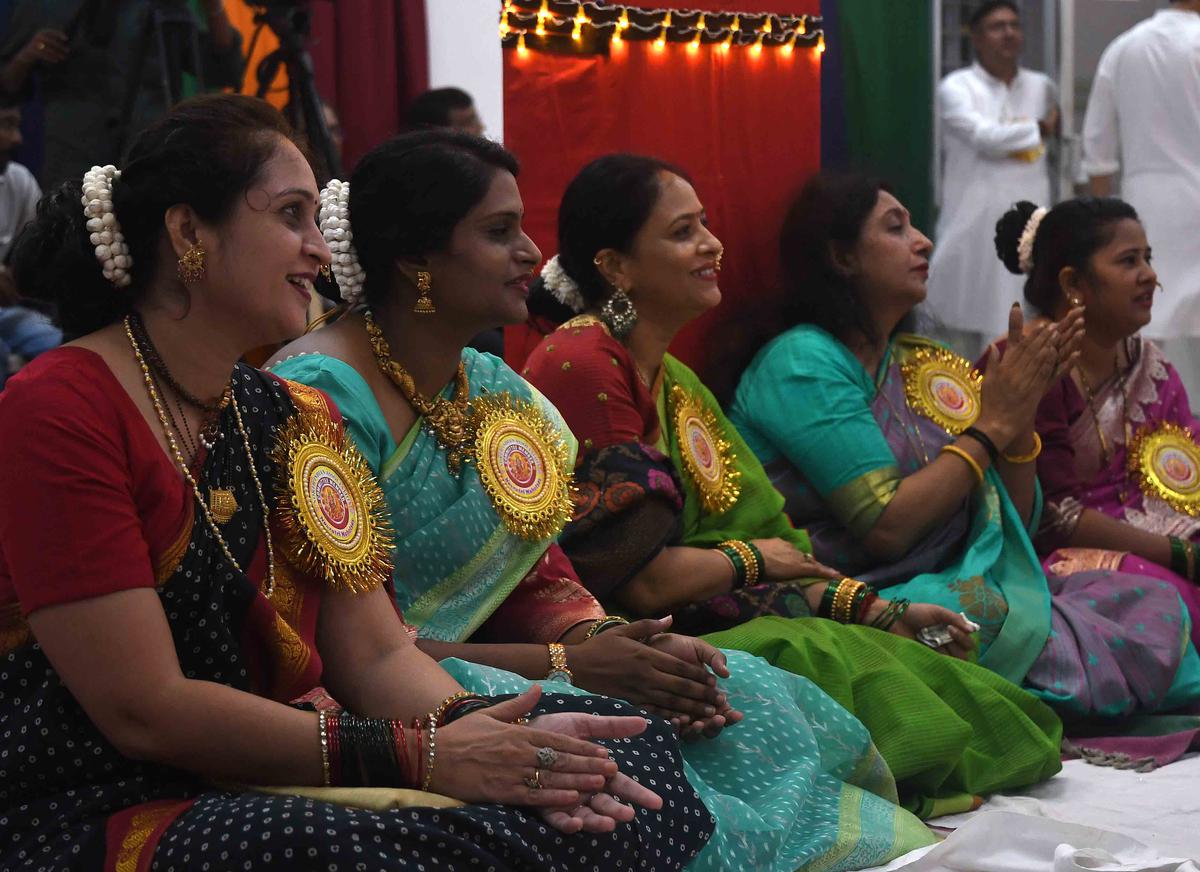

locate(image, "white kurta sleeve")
[[1081, 46, 1121, 177], [939, 78, 1041, 157]]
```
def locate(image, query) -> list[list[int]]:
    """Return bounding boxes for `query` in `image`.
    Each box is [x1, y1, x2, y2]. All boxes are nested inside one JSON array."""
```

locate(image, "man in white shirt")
[[927, 0, 1058, 349], [1083, 0, 1200, 342]]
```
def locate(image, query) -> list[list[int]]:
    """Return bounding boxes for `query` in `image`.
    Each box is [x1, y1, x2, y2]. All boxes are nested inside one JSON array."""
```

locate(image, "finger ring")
[[536, 746, 558, 768], [523, 768, 542, 790], [37, 42, 46, 51]]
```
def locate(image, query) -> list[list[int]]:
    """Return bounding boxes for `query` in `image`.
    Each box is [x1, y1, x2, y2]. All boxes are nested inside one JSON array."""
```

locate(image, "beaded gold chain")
[[363, 309, 475, 474], [124, 316, 277, 597]]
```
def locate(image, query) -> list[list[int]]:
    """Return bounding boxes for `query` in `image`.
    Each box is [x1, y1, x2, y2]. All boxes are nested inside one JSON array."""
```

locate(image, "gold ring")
[[523, 768, 542, 790]]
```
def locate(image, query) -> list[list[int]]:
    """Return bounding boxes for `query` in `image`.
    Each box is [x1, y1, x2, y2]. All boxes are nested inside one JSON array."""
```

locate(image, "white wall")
[[425, 0, 506, 140]]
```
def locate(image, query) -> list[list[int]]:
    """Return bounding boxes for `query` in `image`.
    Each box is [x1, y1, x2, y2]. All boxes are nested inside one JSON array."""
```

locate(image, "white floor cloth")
[[863, 756, 1200, 870]]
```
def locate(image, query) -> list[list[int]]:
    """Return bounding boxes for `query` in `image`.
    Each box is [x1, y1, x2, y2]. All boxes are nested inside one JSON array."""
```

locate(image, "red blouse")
[[523, 318, 658, 454], [0, 348, 190, 616]]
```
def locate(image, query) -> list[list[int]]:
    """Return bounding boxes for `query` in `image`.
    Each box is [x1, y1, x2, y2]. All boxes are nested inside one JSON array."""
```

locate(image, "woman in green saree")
[[520, 154, 1062, 820], [271, 131, 941, 870], [728, 171, 1200, 720]]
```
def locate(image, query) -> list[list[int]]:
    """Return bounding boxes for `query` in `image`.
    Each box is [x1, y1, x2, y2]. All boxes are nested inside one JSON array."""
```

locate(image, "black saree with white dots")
[[0, 360, 711, 872]]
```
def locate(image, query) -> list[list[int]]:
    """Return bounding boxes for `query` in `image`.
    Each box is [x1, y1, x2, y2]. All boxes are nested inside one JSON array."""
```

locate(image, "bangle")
[[432, 691, 484, 726], [1169, 536, 1190, 578], [317, 710, 332, 787], [717, 543, 747, 588], [940, 444, 985, 485], [828, 577, 866, 624], [962, 427, 1000, 465], [421, 718, 438, 791], [857, 592, 879, 624], [582, 616, 630, 640], [718, 540, 761, 586], [443, 698, 492, 724], [1002, 431, 1042, 464], [818, 580, 839, 619]]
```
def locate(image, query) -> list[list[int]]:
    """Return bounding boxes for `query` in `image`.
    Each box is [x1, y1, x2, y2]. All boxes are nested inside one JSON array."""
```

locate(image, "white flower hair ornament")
[[1016, 206, 1049, 275], [540, 254, 585, 313], [319, 179, 366, 305], [81, 165, 132, 288]]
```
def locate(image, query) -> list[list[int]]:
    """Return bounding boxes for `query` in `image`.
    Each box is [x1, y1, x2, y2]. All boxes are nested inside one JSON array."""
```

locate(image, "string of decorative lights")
[[500, 0, 825, 56]]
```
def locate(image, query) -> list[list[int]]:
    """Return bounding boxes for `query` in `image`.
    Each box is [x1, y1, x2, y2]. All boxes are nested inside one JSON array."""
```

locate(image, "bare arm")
[[615, 546, 738, 616], [28, 589, 327, 786], [1067, 508, 1172, 566]]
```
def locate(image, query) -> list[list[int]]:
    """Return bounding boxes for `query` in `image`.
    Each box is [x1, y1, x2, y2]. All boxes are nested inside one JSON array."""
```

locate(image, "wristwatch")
[[546, 642, 574, 685]]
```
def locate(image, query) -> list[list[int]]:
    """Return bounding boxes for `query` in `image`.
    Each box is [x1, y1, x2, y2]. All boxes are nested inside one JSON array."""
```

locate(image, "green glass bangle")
[[819, 581, 840, 620], [1169, 536, 1189, 578], [744, 542, 764, 580], [719, 545, 748, 588]]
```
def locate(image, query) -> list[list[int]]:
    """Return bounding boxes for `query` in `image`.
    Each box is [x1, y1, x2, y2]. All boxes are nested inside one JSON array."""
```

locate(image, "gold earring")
[[177, 242, 207, 284], [413, 270, 435, 314], [715, 250, 724, 270], [319, 264, 332, 281]]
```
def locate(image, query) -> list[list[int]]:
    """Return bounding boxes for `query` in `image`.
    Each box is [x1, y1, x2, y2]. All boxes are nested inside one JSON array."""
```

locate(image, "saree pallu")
[[1028, 336, 1200, 647], [528, 318, 1063, 819], [729, 325, 1200, 718], [276, 346, 938, 870]]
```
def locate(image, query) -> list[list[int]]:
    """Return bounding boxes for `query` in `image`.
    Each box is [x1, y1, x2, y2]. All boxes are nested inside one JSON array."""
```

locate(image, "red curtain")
[[503, 1, 821, 385], [308, 0, 428, 170]]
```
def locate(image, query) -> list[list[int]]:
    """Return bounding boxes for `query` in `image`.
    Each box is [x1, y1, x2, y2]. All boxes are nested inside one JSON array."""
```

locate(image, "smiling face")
[[195, 136, 331, 348], [1067, 218, 1157, 342], [844, 190, 933, 321], [419, 169, 542, 332], [608, 172, 723, 329]]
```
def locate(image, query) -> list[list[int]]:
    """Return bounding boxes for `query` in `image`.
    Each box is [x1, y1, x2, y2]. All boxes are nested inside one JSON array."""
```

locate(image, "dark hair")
[[348, 129, 519, 308], [10, 94, 301, 339], [526, 153, 689, 324], [969, 0, 1020, 29], [774, 171, 894, 345], [406, 87, 475, 129], [994, 197, 1140, 315]]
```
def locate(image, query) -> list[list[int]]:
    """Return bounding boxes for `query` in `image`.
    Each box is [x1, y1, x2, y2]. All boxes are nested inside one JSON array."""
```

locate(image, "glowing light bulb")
[[799, 17, 808, 35], [663, 11, 672, 27], [611, 27, 622, 47], [688, 32, 701, 52], [696, 13, 706, 30], [537, 0, 548, 23], [572, 23, 582, 40], [536, 20, 546, 36], [763, 16, 773, 34], [500, 16, 510, 37], [654, 28, 667, 51], [575, 7, 589, 26], [618, 9, 630, 30], [783, 34, 796, 56], [817, 33, 826, 54], [518, 32, 529, 55], [751, 34, 763, 55], [720, 33, 733, 52], [731, 15, 740, 32]]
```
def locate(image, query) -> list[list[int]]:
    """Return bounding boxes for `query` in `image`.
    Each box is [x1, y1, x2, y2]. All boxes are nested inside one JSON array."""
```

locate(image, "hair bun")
[[994, 201, 1039, 275]]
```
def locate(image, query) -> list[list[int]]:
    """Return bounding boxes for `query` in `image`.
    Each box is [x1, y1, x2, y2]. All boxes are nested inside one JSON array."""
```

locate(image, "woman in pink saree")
[[990, 197, 1200, 647]]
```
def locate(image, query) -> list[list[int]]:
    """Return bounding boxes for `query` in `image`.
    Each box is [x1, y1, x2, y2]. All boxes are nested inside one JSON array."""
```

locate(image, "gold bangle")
[[835, 579, 864, 624], [1002, 431, 1042, 464], [720, 540, 760, 585], [431, 691, 475, 726], [940, 444, 985, 485], [582, 615, 630, 640], [422, 718, 437, 791]]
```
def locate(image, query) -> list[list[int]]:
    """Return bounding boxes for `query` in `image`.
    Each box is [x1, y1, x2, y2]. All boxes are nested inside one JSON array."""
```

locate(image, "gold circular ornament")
[[900, 347, 982, 434], [272, 410, 393, 593], [473, 393, 573, 541], [1127, 422, 1200, 516], [671, 385, 741, 515]]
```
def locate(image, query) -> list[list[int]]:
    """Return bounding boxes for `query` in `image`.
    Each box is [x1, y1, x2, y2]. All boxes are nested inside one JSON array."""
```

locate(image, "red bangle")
[[327, 714, 341, 787]]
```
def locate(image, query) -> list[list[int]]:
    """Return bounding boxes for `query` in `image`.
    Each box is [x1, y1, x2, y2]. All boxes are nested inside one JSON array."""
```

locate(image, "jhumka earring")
[[600, 287, 638, 338], [413, 270, 435, 315], [177, 242, 207, 284]]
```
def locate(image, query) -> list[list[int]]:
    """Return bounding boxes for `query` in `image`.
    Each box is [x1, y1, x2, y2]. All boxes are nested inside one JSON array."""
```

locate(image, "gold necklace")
[[124, 317, 277, 597], [363, 310, 475, 474], [1076, 352, 1132, 503]]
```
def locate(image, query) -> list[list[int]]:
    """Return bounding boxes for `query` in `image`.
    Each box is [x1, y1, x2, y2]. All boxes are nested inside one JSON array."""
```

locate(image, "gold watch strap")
[[547, 642, 573, 681]]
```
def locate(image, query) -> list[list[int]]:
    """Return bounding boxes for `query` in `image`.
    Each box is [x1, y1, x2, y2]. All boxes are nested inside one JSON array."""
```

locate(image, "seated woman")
[[729, 170, 1200, 719], [986, 198, 1200, 647], [0, 96, 708, 872], [270, 131, 939, 869], [520, 153, 1063, 819]]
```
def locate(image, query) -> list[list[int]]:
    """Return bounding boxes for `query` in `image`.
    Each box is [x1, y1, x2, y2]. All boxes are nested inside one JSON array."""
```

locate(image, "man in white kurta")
[[1083, 0, 1200, 341], [927, 0, 1057, 346]]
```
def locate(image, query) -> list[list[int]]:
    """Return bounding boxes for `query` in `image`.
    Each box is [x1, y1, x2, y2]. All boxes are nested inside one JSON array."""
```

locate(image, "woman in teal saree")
[[272, 131, 939, 870]]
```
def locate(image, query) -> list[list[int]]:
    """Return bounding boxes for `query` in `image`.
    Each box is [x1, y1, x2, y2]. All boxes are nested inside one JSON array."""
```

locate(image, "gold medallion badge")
[[1127, 422, 1200, 516], [473, 393, 573, 541], [670, 385, 741, 515], [272, 410, 393, 594], [901, 347, 982, 434]]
